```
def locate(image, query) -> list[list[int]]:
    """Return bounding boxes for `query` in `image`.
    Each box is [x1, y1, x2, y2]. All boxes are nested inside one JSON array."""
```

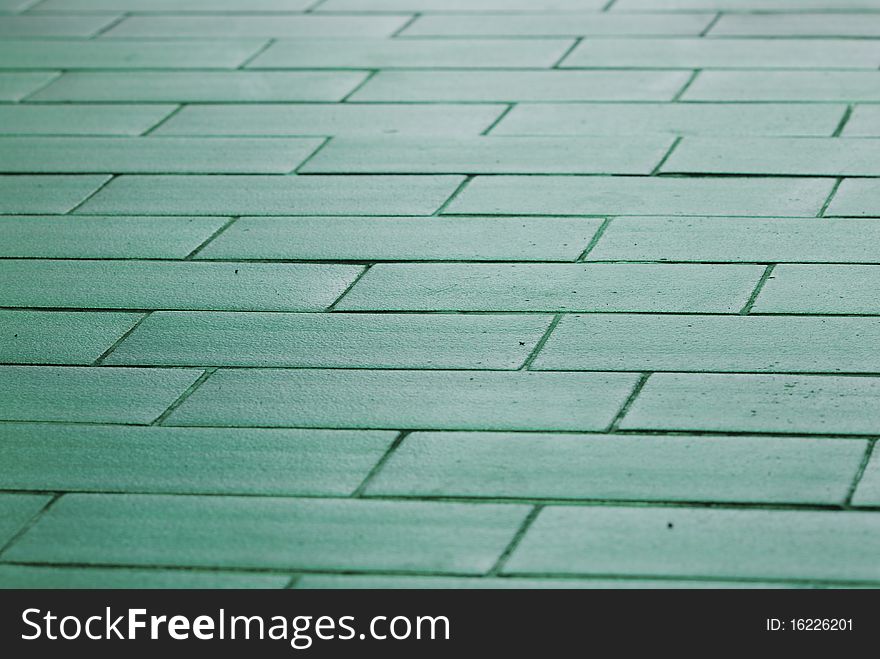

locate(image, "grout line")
[[433, 175, 474, 216], [650, 135, 682, 175], [699, 13, 723, 37], [292, 136, 332, 173], [285, 574, 303, 589], [90, 13, 130, 39], [184, 216, 240, 260], [551, 37, 583, 69], [576, 217, 613, 262], [340, 70, 378, 103], [65, 175, 114, 215], [139, 104, 183, 136], [352, 431, 410, 497], [818, 177, 844, 217], [17, 71, 62, 103], [609, 372, 651, 432], [326, 264, 372, 311], [0, 494, 60, 559], [480, 103, 515, 136], [601, 0, 619, 10], [92, 312, 152, 366], [390, 13, 421, 37], [521, 314, 562, 370], [151, 368, 216, 426], [237, 38, 276, 70], [845, 438, 876, 506], [739, 264, 776, 315], [832, 105, 853, 137], [672, 69, 701, 102], [488, 505, 542, 576], [306, 0, 330, 11]]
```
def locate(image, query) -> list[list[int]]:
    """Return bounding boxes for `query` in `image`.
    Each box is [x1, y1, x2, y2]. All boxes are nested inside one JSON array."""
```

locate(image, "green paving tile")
[[401, 13, 714, 36], [105, 14, 409, 37], [76, 175, 464, 215], [367, 432, 865, 505], [752, 265, 880, 314], [613, 0, 880, 9], [0, 493, 52, 549], [0, 71, 57, 101], [0, 15, 121, 37], [0, 175, 109, 214], [0, 366, 202, 424], [709, 13, 880, 37], [0, 565, 289, 589], [196, 216, 601, 261], [249, 38, 574, 69], [0, 423, 396, 495], [587, 217, 880, 263], [664, 137, 880, 176], [300, 136, 674, 175], [0, 310, 142, 364], [153, 103, 505, 137], [446, 176, 834, 217], [336, 263, 765, 313], [0, 261, 363, 311], [621, 373, 880, 435], [683, 71, 880, 102], [825, 179, 880, 216], [35, 0, 317, 10], [319, 0, 605, 10], [4, 494, 530, 574], [105, 312, 553, 369], [0, 137, 323, 174], [0, 104, 177, 136], [166, 369, 640, 431], [534, 314, 880, 373], [852, 451, 880, 507], [0, 215, 228, 258], [30, 71, 369, 103], [492, 103, 845, 137], [562, 38, 880, 70], [842, 106, 880, 136], [505, 505, 880, 583], [0, 39, 267, 70], [352, 71, 691, 102]]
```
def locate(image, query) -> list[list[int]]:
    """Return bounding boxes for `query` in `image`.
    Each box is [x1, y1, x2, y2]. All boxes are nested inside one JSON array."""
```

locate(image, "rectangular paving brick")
[[587, 217, 880, 263], [562, 38, 880, 70], [0, 423, 396, 496], [0, 311, 142, 365], [709, 13, 880, 37], [249, 38, 574, 69], [402, 13, 714, 36], [352, 71, 691, 102], [30, 72, 369, 103], [0, 565, 289, 589], [0, 71, 57, 101], [492, 103, 845, 137], [0, 40, 267, 70], [613, 0, 880, 9], [0, 137, 323, 174], [752, 264, 880, 315], [367, 432, 866, 505], [842, 106, 880, 136], [0, 216, 228, 259], [319, 0, 606, 10], [621, 373, 880, 435], [34, 0, 317, 10], [683, 71, 880, 102], [505, 505, 880, 583], [105, 312, 552, 369], [533, 314, 880, 373], [302, 136, 674, 175], [104, 14, 410, 38], [0, 15, 120, 37], [78, 175, 463, 216], [446, 176, 834, 216], [825, 179, 880, 217], [336, 263, 764, 313], [0, 105, 176, 136], [0, 493, 52, 549], [153, 103, 504, 137], [0, 261, 363, 311], [166, 369, 640, 431], [4, 494, 530, 574], [0, 366, 202, 424], [197, 216, 602, 261], [852, 450, 880, 507], [0, 175, 109, 214], [664, 137, 880, 176]]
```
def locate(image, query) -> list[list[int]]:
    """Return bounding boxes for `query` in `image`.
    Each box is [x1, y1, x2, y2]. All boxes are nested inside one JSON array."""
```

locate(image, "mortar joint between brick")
[[521, 314, 563, 370], [552, 37, 584, 69], [819, 177, 844, 217], [480, 103, 516, 136], [352, 430, 410, 498], [845, 438, 876, 507], [488, 505, 542, 576], [609, 372, 651, 432], [238, 38, 277, 70], [576, 217, 613, 262], [184, 216, 241, 260], [293, 136, 333, 174], [651, 136, 683, 176], [700, 13, 723, 37], [17, 71, 62, 103], [140, 104, 184, 136], [390, 13, 421, 38], [672, 69, 701, 102], [433, 175, 474, 216], [151, 368, 216, 426], [326, 264, 372, 311], [601, 0, 619, 11], [92, 311, 153, 366], [738, 264, 776, 315], [65, 174, 115, 215], [832, 106, 854, 137], [90, 12, 130, 39], [284, 574, 303, 589], [341, 70, 379, 103], [0, 493, 60, 559]]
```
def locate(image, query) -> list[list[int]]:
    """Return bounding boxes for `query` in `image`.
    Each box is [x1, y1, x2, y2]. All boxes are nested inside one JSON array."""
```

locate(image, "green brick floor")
[[1, 0, 879, 590]]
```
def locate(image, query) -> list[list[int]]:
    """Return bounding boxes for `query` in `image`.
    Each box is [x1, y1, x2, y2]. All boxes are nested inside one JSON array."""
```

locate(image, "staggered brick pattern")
[[0, 0, 879, 590]]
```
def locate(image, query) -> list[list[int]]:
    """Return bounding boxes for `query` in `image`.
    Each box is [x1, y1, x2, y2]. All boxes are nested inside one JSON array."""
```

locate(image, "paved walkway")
[[1, 0, 879, 589]]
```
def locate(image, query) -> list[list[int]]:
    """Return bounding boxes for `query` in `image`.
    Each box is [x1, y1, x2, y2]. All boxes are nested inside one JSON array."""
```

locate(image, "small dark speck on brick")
[[667, 522, 674, 529]]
